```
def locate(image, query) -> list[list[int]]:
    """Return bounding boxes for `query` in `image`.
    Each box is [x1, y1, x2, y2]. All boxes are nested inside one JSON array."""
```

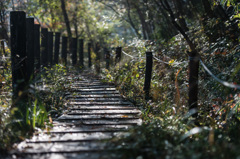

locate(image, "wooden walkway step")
[[11, 72, 142, 159]]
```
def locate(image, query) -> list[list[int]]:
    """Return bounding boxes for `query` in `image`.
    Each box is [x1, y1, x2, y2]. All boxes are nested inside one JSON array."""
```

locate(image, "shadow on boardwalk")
[[9, 70, 142, 159]]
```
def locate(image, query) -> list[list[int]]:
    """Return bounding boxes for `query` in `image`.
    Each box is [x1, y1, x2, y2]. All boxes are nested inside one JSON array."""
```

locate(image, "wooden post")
[[41, 28, 48, 68], [88, 42, 92, 68], [54, 32, 60, 64], [0, 41, 4, 89], [48, 32, 53, 67], [10, 11, 27, 100], [115, 47, 122, 64], [26, 18, 35, 80], [34, 24, 40, 73], [188, 51, 199, 117], [61, 36, 68, 65], [79, 39, 84, 68], [95, 42, 101, 73], [143, 52, 153, 100], [71, 38, 77, 66], [105, 48, 110, 69], [1, 41, 5, 55]]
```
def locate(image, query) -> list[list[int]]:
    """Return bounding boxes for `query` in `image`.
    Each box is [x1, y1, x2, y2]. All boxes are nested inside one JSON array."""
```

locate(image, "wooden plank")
[[15, 152, 112, 159], [69, 84, 116, 88], [49, 125, 132, 133], [65, 91, 119, 95], [67, 109, 141, 114], [67, 106, 138, 110], [26, 132, 121, 143], [70, 87, 117, 90], [67, 99, 128, 103], [68, 101, 133, 105], [13, 145, 107, 154], [57, 119, 142, 125], [65, 94, 122, 98], [58, 114, 140, 120]]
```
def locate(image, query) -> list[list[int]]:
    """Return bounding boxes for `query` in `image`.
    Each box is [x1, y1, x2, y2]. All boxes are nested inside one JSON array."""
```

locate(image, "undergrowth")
[[101, 23, 240, 158], [0, 54, 69, 154]]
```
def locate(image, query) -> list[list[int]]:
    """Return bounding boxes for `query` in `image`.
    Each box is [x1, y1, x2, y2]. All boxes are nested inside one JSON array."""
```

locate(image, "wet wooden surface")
[[11, 71, 142, 159]]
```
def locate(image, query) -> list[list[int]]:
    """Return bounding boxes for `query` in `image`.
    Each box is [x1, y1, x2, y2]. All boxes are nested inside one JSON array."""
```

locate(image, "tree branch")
[[161, 0, 196, 53]]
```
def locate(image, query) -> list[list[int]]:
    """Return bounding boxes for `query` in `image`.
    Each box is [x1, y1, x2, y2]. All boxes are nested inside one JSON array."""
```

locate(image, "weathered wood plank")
[[68, 102, 133, 105], [66, 109, 141, 114], [67, 106, 138, 110], [58, 114, 140, 120], [13, 72, 142, 158]]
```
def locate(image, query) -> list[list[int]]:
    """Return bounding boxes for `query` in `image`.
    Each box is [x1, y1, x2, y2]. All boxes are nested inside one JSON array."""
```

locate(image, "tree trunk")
[[201, 0, 214, 18], [173, 0, 189, 32], [60, 0, 72, 39], [126, 0, 142, 38]]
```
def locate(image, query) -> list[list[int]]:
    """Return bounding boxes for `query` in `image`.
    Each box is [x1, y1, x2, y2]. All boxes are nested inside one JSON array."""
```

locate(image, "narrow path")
[[12, 71, 142, 159]]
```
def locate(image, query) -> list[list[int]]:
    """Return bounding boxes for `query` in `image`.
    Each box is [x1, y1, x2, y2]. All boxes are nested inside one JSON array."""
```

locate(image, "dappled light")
[[1, 0, 240, 159]]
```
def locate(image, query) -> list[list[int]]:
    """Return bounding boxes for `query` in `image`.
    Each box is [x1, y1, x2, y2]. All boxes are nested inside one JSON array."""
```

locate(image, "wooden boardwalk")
[[11, 72, 142, 159]]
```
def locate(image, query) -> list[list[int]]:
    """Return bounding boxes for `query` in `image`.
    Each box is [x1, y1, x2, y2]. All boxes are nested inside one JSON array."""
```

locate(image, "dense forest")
[[1, 0, 240, 158]]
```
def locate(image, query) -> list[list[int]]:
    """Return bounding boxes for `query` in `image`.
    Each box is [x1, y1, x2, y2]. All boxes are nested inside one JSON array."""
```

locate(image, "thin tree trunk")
[[201, 0, 214, 18], [126, 0, 142, 38], [173, 0, 189, 32], [60, 0, 72, 39]]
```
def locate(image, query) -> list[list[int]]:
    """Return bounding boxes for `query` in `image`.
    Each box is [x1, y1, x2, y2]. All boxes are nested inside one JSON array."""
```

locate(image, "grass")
[[0, 62, 69, 153]]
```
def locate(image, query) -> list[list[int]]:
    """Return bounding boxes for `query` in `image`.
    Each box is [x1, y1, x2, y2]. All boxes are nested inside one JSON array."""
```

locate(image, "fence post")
[[188, 51, 199, 117], [144, 52, 153, 100], [105, 48, 110, 69], [41, 28, 48, 69], [115, 47, 122, 64], [0, 41, 5, 89], [79, 39, 84, 68], [54, 32, 60, 65], [1, 41, 5, 55], [95, 42, 101, 73], [88, 42, 92, 68], [10, 11, 27, 100], [71, 38, 77, 66], [26, 18, 35, 80], [34, 24, 40, 74], [61, 36, 68, 65], [48, 32, 53, 67]]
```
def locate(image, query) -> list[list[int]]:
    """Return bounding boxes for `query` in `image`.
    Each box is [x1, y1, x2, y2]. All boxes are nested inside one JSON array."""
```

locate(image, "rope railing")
[[115, 46, 240, 113], [121, 49, 240, 90], [122, 50, 137, 59], [200, 59, 240, 89], [122, 49, 187, 66]]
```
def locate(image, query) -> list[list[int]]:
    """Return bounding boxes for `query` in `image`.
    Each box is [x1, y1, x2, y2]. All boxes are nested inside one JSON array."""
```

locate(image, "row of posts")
[[10, 11, 93, 100], [10, 11, 198, 117]]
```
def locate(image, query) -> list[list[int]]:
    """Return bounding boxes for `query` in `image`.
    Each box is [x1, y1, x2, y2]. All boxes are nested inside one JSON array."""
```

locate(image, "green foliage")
[[0, 61, 68, 152], [109, 118, 240, 159]]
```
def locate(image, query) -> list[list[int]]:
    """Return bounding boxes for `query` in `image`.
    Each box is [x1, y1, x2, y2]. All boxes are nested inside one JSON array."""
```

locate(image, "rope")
[[122, 50, 135, 59], [200, 59, 240, 89], [121, 49, 240, 89], [122, 51, 145, 60], [122, 50, 187, 67], [153, 56, 170, 65], [153, 56, 187, 66]]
